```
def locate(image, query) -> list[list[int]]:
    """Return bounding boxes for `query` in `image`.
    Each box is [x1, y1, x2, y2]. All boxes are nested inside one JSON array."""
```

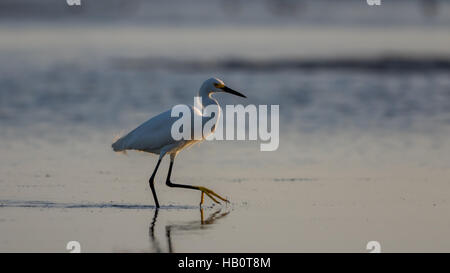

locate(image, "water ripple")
[[0, 200, 197, 210]]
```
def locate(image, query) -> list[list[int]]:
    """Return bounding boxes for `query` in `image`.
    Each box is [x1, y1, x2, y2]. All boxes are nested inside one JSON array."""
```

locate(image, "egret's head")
[[202, 77, 247, 98]]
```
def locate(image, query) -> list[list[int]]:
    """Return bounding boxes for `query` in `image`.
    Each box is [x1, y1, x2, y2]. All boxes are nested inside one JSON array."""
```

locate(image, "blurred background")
[[1, 0, 450, 252], [1, 0, 449, 140]]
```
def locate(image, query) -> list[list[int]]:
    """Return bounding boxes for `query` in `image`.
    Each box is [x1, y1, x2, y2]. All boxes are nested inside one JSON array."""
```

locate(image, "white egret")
[[112, 77, 246, 208]]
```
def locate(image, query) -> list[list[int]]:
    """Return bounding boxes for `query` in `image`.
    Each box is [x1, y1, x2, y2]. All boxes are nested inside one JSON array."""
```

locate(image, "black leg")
[[165, 160, 197, 190], [149, 159, 162, 208], [165, 160, 229, 204]]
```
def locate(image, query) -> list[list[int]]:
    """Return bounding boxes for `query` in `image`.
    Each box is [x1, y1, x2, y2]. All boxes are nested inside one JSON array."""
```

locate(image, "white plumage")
[[112, 109, 184, 154]]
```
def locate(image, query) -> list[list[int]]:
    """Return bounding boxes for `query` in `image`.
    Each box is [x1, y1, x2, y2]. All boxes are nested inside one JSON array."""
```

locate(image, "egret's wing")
[[112, 109, 180, 153]]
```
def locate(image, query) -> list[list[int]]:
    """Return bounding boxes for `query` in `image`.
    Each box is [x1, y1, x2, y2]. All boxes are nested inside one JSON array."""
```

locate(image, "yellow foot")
[[200, 191, 205, 206], [196, 186, 229, 204]]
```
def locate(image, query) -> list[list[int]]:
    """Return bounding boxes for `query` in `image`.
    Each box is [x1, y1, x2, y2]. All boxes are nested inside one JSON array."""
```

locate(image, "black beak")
[[221, 86, 247, 98]]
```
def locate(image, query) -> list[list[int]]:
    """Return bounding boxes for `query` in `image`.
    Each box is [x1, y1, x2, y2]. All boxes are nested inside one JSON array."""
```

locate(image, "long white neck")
[[196, 85, 221, 136], [197, 85, 219, 110]]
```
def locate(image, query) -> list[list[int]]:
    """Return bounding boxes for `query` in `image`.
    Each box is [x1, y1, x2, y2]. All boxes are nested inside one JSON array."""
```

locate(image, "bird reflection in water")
[[149, 207, 230, 253]]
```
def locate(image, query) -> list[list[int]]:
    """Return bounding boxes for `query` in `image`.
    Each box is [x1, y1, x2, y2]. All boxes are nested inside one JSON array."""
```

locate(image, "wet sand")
[[1, 131, 450, 252]]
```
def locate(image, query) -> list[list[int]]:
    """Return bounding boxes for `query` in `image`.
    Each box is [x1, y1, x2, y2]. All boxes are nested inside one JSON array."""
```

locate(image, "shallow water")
[[1, 0, 450, 252]]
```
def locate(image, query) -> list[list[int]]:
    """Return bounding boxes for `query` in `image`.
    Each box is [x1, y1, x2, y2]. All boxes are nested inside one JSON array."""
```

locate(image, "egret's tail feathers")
[[112, 133, 128, 154]]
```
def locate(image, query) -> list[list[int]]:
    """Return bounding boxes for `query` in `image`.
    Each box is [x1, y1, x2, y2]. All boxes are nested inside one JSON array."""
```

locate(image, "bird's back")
[[112, 109, 179, 154]]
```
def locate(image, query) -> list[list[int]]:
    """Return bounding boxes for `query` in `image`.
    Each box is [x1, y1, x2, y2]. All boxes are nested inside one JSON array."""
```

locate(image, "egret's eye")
[[214, 83, 225, 88]]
